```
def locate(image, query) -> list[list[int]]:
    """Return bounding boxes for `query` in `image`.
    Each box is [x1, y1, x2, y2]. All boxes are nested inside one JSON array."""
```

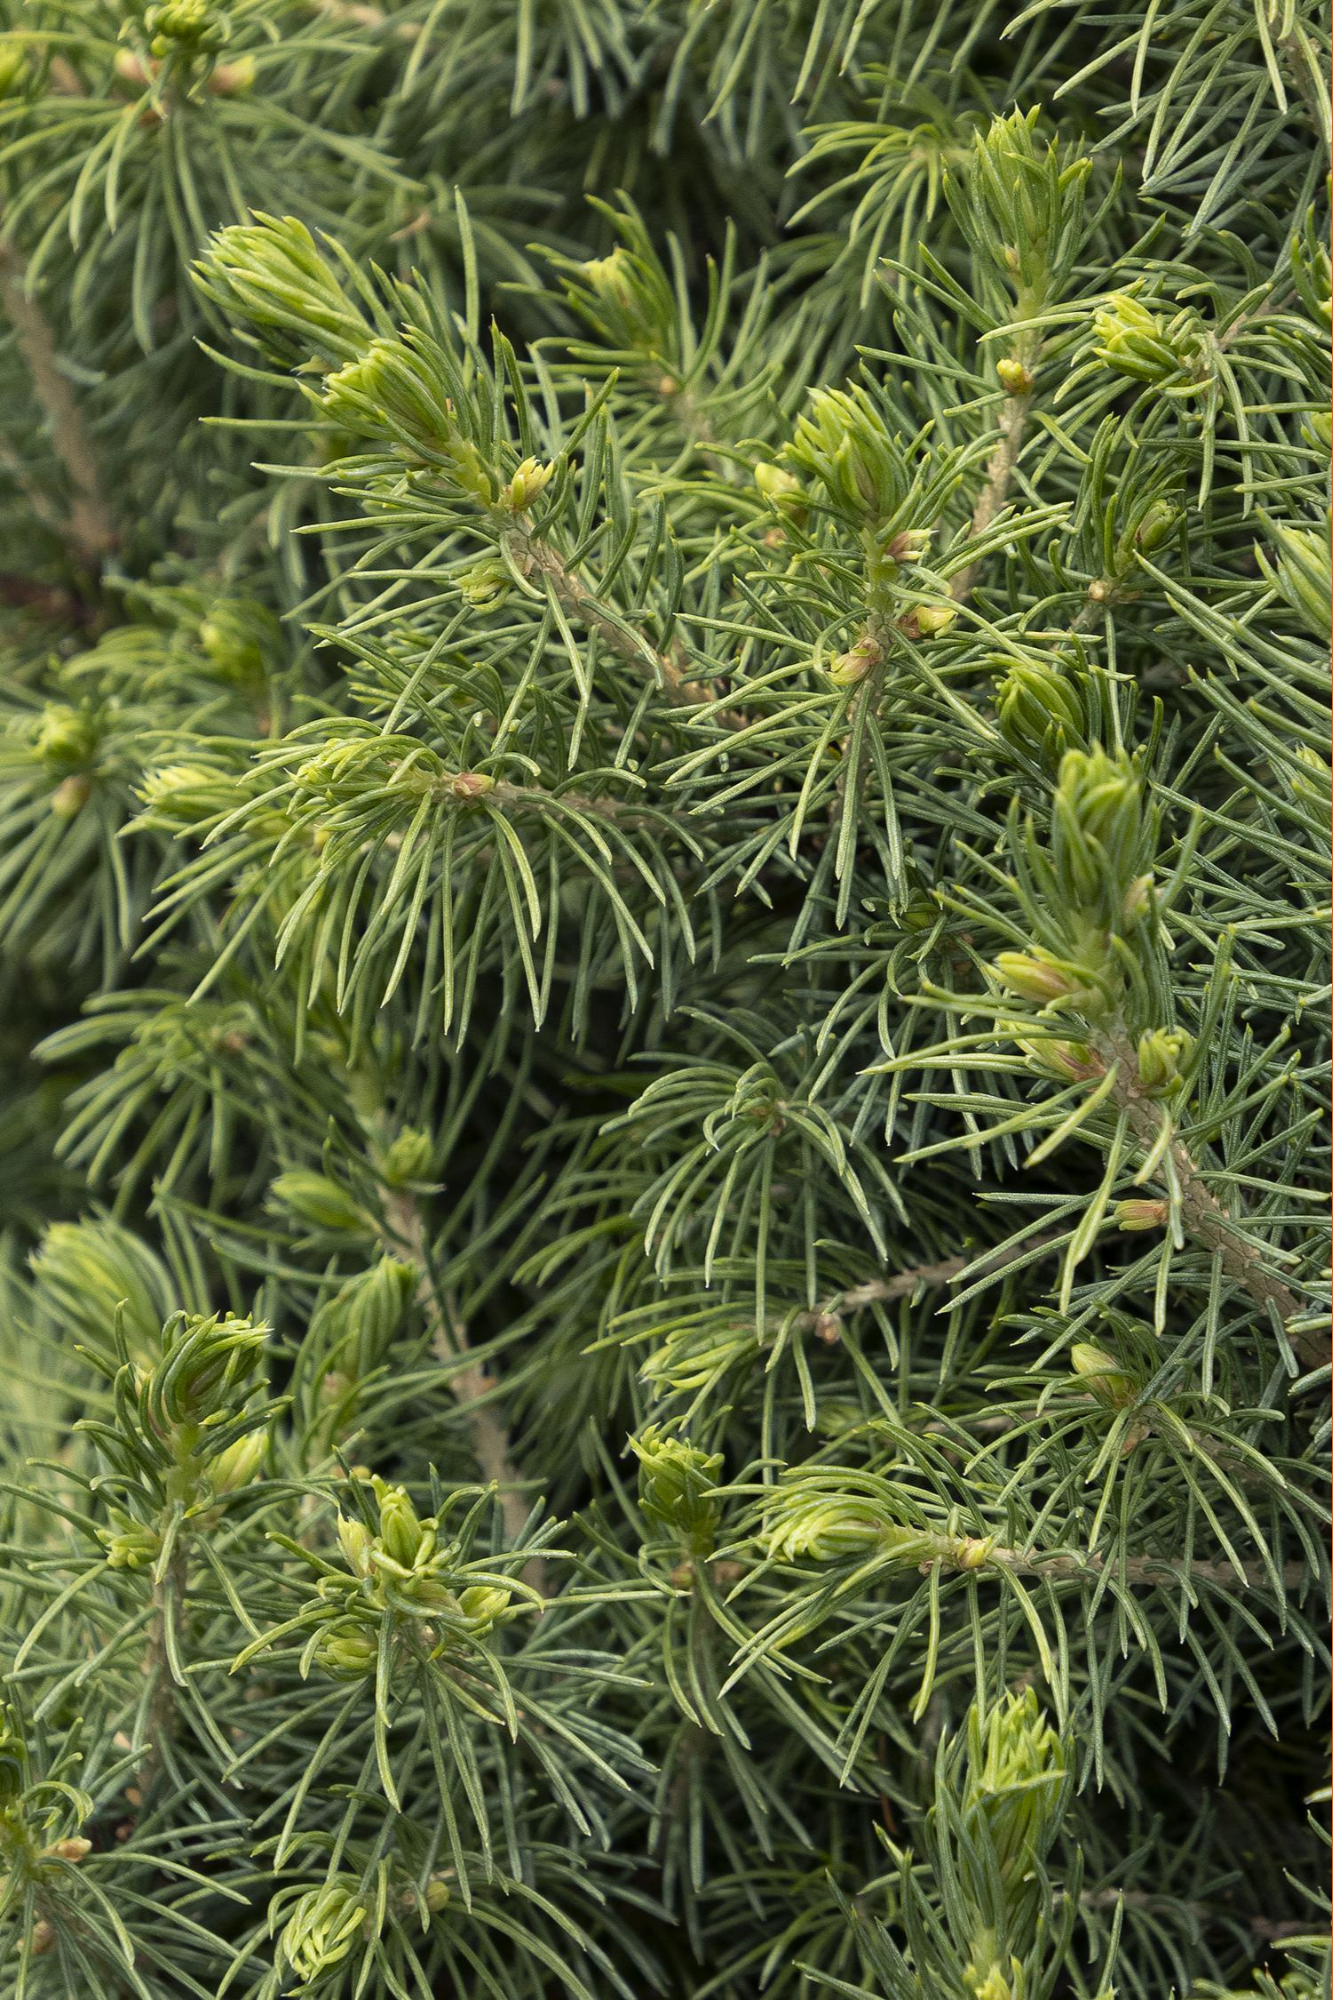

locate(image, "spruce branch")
[[0, 10, 1327, 1992]]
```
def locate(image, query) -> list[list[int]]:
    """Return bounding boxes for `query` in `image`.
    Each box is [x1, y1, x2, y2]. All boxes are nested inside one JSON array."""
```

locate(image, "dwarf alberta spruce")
[[0, 3, 1330, 1996]]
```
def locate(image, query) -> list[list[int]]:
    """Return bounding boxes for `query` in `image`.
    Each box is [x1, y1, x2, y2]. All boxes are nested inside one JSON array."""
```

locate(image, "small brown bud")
[[827, 641, 880, 686], [448, 771, 495, 802], [208, 55, 255, 94], [50, 774, 91, 818], [46, 1837, 92, 1863], [113, 48, 151, 85]]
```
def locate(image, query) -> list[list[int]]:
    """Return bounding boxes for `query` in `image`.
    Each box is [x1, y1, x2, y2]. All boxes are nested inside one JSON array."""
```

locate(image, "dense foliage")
[[0, 2, 1330, 1995]]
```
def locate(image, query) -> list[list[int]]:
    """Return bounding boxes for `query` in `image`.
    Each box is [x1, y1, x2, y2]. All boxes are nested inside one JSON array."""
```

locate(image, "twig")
[[1091, 1026, 1327, 1373], [504, 526, 711, 707], [1217, 285, 1294, 352], [948, 381, 1035, 604], [828, 614, 892, 833], [1079, 1886, 1310, 1942], [829, 346, 1039, 828], [132, 1537, 189, 1800], [0, 242, 116, 569], [981, 1539, 1312, 1595], [307, 0, 420, 33], [1275, 22, 1332, 151], [381, 1186, 547, 1593], [800, 1229, 1065, 1340]]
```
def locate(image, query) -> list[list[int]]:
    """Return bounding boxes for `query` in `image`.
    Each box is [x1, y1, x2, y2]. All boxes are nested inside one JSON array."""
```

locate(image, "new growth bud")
[[754, 461, 802, 507], [960, 1689, 1067, 1897], [784, 385, 909, 524], [194, 215, 369, 368], [827, 641, 879, 687], [1070, 1342, 1137, 1406], [993, 952, 1080, 1007], [499, 457, 554, 513], [208, 1431, 267, 1494], [630, 1425, 723, 1556], [372, 1477, 431, 1570], [457, 1585, 513, 1632], [376, 1127, 433, 1186], [280, 1881, 369, 1987], [100, 1515, 162, 1571], [270, 1171, 371, 1234], [1115, 1198, 1168, 1232], [580, 248, 636, 309], [145, 0, 228, 55], [314, 1627, 378, 1679], [198, 599, 280, 684], [149, 1311, 268, 1428], [34, 703, 96, 771], [1135, 1027, 1192, 1096], [336, 1514, 375, 1578], [1050, 745, 1145, 932], [1258, 516, 1333, 646], [995, 658, 1086, 765], [456, 558, 510, 608], [320, 336, 498, 501], [1134, 498, 1180, 552], [953, 109, 1092, 307], [760, 1470, 931, 1567], [1092, 293, 1211, 393], [136, 762, 227, 829], [44, 1836, 92, 1864]]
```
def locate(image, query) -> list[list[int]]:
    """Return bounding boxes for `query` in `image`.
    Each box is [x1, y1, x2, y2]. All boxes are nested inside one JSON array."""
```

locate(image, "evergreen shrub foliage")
[[0, 2, 1330, 1995]]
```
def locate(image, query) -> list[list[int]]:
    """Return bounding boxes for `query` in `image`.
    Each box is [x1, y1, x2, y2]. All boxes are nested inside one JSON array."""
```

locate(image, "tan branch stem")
[[981, 1540, 1311, 1595], [949, 385, 1034, 604], [1091, 1027, 1326, 1373], [133, 1536, 189, 1800], [382, 1187, 546, 1592], [0, 243, 116, 568], [504, 527, 709, 706], [308, 0, 420, 33], [801, 1228, 1065, 1338]]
